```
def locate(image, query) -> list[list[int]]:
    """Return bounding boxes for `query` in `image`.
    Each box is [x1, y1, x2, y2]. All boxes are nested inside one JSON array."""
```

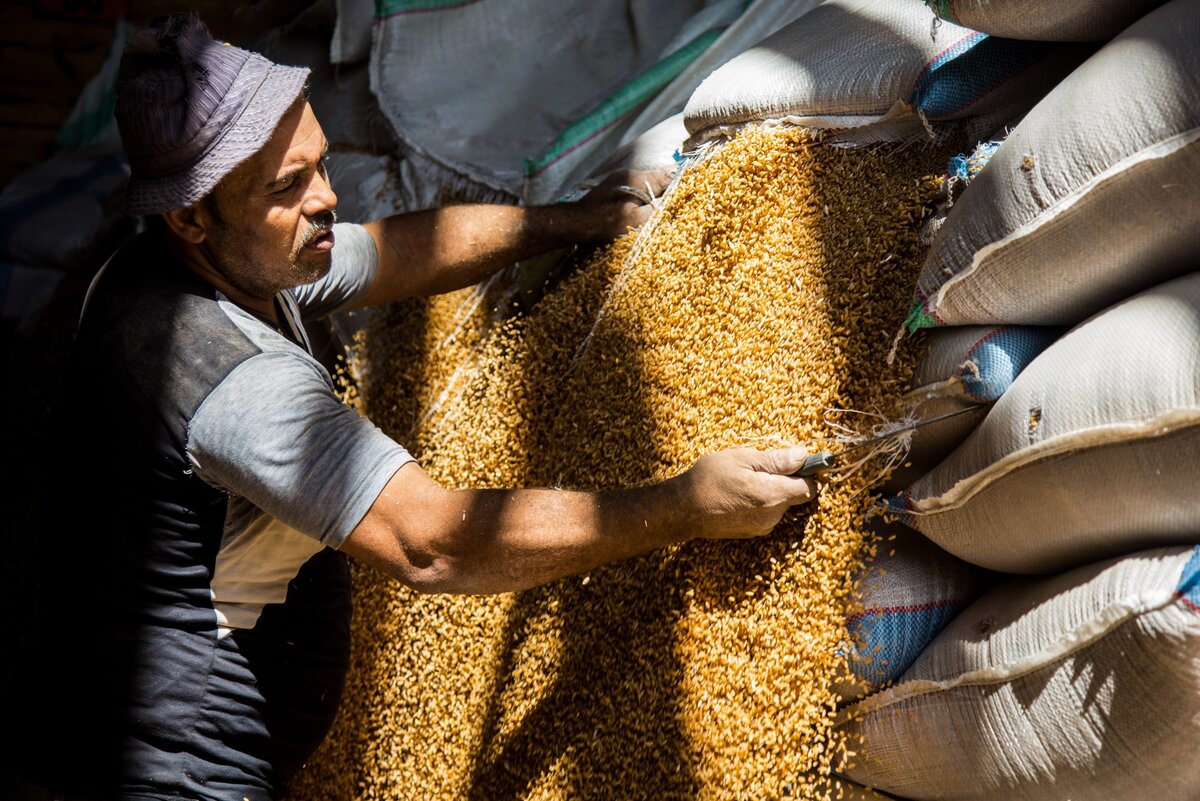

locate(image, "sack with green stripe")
[[368, 0, 766, 202], [521, 0, 821, 203]]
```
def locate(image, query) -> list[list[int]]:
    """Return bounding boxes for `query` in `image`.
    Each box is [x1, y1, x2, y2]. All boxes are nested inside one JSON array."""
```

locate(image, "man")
[[7, 14, 816, 801]]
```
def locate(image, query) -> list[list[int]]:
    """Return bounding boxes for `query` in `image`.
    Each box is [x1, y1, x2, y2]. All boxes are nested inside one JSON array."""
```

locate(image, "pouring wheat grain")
[[291, 125, 951, 801]]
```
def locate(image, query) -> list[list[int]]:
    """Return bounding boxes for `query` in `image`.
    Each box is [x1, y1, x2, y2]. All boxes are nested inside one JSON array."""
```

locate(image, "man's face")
[[199, 100, 338, 299]]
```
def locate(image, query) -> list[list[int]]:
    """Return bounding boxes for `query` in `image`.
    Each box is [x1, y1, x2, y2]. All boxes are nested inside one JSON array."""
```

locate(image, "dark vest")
[[16, 231, 352, 801]]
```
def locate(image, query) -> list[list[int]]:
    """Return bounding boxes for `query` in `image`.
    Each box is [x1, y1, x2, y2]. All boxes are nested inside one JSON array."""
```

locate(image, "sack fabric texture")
[[925, 0, 1168, 42], [369, 0, 813, 204], [681, 0, 1095, 147], [908, 0, 1200, 330], [836, 525, 994, 704], [891, 269, 1200, 574], [882, 324, 1061, 492], [837, 544, 1200, 801]]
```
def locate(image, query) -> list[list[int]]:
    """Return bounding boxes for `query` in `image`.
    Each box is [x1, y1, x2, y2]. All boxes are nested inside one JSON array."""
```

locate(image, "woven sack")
[[925, 0, 1168, 42], [883, 324, 1061, 492], [370, 0, 747, 199], [682, 0, 1094, 147], [522, 0, 817, 204], [836, 544, 1200, 801], [835, 525, 994, 704], [0, 131, 129, 271], [891, 269, 1200, 574], [908, 0, 1200, 329], [331, 0, 373, 65]]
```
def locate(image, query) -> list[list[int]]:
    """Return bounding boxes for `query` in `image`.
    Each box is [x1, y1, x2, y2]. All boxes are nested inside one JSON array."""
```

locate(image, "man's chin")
[[291, 251, 333, 289]]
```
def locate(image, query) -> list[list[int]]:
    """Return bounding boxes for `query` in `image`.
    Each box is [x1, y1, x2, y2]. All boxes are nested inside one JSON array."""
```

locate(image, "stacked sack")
[[834, 0, 1200, 799]]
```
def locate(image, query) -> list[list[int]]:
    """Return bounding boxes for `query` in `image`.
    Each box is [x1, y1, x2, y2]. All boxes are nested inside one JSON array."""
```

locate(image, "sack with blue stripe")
[[891, 268, 1200, 574], [835, 524, 995, 704], [838, 544, 1200, 801], [883, 323, 1061, 493], [908, 0, 1200, 330]]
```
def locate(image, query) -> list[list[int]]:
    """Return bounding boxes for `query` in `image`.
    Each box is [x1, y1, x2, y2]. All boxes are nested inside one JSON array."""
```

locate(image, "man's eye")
[[274, 178, 296, 194]]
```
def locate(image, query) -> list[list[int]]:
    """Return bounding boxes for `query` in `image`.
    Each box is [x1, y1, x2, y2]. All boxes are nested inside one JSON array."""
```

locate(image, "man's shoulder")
[[79, 231, 266, 416], [85, 230, 229, 334]]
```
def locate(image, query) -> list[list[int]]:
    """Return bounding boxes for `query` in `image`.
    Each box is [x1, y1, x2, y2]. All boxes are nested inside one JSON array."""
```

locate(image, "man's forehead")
[[227, 101, 327, 187], [277, 104, 328, 164]]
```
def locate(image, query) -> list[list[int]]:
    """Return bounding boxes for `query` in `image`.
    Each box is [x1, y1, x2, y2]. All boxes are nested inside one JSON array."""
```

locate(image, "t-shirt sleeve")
[[290, 221, 378, 321], [185, 349, 414, 547]]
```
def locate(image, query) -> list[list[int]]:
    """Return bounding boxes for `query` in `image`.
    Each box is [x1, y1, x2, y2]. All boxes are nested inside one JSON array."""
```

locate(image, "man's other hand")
[[675, 446, 818, 540], [575, 167, 675, 242]]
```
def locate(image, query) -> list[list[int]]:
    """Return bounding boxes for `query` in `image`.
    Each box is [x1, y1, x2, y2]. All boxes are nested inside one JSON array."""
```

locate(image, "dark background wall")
[[0, 0, 310, 187]]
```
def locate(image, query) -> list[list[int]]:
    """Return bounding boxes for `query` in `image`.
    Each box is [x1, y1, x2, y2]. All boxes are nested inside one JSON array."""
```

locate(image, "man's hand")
[[355, 166, 675, 308], [572, 167, 675, 243], [673, 446, 819, 540]]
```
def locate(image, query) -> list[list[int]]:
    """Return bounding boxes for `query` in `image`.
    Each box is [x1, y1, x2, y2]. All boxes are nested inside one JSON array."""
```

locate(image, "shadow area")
[[462, 302, 700, 799]]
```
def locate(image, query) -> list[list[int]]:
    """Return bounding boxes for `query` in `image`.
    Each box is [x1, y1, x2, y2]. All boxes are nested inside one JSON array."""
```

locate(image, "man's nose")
[[302, 169, 338, 218]]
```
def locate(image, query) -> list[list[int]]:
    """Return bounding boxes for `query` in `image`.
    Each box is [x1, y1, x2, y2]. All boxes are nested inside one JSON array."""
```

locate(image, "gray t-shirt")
[[184, 222, 413, 635], [22, 221, 413, 801]]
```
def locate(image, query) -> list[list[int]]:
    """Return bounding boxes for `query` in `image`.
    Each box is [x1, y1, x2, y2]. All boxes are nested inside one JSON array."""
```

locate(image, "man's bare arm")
[[348, 169, 670, 309], [339, 447, 817, 596]]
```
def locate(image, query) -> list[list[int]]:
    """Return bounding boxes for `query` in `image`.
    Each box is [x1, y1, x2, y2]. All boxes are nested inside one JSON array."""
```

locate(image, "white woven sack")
[[893, 269, 1200, 574], [835, 525, 993, 704], [331, 0, 373, 65], [522, 0, 818, 205], [682, 0, 1093, 147], [924, 0, 1168, 41], [585, 113, 689, 188], [260, 31, 394, 155], [883, 325, 1061, 492], [370, 0, 730, 197], [909, 0, 1200, 329], [836, 545, 1200, 801]]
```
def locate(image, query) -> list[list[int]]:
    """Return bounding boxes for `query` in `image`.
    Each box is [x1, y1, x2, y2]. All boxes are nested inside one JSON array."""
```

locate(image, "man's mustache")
[[300, 210, 338, 247]]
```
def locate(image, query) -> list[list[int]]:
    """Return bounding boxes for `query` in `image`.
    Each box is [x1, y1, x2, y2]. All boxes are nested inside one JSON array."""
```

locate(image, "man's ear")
[[162, 203, 210, 244]]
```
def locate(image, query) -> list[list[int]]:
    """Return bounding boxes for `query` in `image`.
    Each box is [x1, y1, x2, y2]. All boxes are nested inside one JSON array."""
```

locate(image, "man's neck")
[[167, 234, 280, 326]]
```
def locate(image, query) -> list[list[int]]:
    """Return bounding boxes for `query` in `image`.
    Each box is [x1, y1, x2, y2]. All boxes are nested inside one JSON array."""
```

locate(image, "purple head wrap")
[[115, 14, 310, 215]]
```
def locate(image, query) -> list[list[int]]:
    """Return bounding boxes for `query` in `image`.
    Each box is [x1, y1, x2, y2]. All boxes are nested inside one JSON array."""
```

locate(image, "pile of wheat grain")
[[289, 126, 949, 801]]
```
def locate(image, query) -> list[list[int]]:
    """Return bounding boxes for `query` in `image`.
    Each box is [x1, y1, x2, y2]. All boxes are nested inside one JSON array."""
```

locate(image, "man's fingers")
[[640, 166, 674, 195], [746, 446, 818, 506], [749, 445, 813, 476], [760, 471, 817, 506]]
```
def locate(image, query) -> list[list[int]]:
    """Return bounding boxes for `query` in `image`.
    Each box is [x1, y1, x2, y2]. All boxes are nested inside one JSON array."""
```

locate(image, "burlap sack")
[[838, 545, 1200, 801], [908, 0, 1200, 329], [925, 0, 1167, 41], [893, 269, 1200, 574], [682, 0, 1093, 147]]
